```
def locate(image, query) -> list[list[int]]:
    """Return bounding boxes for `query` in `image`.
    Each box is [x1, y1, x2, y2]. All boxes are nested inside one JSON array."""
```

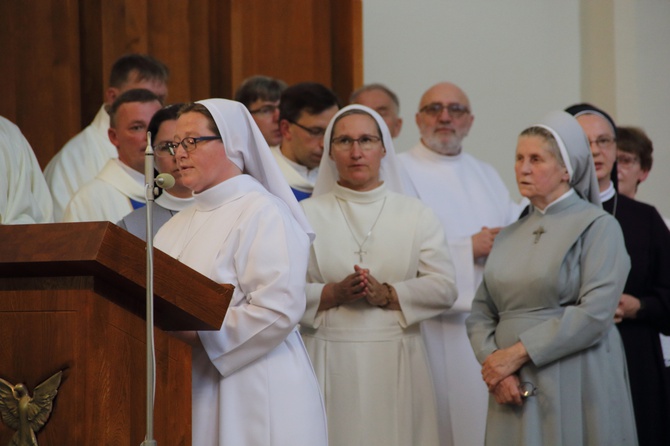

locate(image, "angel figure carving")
[[0, 371, 63, 446]]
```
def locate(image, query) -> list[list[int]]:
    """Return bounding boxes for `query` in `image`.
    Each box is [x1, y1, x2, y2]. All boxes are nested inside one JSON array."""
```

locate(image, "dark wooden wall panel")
[[331, 0, 364, 104], [0, 0, 361, 177], [147, 0, 194, 103], [208, 0, 232, 99], [79, 0, 104, 128], [0, 1, 19, 120], [226, 0, 334, 97], [0, 0, 81, 169], [187, 0, 215, 101], [79, 0, 212, 118]]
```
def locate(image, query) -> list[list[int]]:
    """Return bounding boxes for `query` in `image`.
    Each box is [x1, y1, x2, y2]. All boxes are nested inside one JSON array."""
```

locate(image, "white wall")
[[362, 0, 669, 217], [612, 0, 670, 217], [362, 0, 582, 202]]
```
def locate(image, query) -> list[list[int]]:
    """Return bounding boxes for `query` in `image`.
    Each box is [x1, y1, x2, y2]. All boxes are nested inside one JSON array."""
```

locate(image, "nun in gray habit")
[[466, 111, 638, 445]]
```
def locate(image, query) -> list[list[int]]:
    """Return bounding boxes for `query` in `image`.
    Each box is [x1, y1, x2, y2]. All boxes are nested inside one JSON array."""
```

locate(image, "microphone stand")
[[142, 132, 158, 446]]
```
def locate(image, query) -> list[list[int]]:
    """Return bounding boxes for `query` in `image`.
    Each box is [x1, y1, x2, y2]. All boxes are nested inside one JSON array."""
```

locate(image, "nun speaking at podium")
[[155, 99, 327, 446]]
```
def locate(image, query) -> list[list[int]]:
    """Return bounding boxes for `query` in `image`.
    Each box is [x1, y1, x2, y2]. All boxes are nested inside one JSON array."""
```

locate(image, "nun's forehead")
[[575, 113, 615, 136], [332, 110, 380, 134], [575, 111, 614, 133]]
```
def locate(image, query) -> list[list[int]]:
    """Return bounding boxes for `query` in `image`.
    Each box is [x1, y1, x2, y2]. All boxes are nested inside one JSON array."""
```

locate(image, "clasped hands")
[[481, 342, 530, 407], [320, 265, 399, 310]]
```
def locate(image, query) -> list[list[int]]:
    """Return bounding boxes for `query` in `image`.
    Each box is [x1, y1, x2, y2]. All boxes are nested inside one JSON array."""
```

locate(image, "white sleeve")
[[198, 201, 310, 377]]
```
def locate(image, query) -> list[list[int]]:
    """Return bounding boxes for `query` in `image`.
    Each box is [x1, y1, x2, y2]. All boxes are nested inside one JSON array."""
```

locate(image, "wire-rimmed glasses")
[[587, 136, 616, 150], [419, 102, 470, 119], [330, 135, 383, 152]]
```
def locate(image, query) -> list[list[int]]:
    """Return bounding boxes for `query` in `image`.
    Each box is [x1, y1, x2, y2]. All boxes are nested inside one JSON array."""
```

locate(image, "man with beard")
[[399, 82, 524, 446]]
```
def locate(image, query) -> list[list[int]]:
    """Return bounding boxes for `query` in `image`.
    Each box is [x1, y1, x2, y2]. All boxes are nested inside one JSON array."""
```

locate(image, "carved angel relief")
[[0, 371, 63, 446]]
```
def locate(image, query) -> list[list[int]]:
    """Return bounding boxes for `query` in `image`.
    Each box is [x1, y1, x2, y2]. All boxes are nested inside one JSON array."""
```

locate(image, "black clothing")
[[605, 193, 670, 446]]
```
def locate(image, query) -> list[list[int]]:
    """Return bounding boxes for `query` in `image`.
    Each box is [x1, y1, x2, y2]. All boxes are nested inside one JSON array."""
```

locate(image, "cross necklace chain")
[[176, 210, 216, 260], [336, 196, 387, 263]]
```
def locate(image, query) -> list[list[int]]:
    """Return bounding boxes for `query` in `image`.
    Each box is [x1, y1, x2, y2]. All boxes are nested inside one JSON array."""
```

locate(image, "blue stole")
[[130, 199, 146, 210], [292, 188, 312, 202]]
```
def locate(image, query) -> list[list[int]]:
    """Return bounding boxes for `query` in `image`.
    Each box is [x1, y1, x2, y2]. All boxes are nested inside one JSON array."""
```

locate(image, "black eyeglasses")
[[419, 102, 470, 119], [154, 136, 221, 157], [249, 104, 279, 116], [288, 120, 327, 138]]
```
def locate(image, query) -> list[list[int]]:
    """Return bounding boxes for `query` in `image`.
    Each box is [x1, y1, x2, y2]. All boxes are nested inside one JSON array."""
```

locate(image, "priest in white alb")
[[63, 89, 162, 223], [44, 54, 168, 221], [272, 82, 339, 201], [399, 82, 525, 446], [0, 115, 53, 224]]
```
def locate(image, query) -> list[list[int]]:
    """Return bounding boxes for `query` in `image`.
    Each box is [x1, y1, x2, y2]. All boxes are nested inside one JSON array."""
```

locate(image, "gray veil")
[[534, 110, 600, 206]]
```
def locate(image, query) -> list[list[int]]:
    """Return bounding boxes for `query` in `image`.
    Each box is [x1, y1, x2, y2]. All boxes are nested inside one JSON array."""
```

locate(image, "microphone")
[[155, 173, 175, 189]]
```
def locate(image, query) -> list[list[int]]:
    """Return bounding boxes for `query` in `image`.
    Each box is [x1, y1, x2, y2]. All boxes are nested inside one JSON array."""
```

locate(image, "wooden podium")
[[0, 222, 233, 445]]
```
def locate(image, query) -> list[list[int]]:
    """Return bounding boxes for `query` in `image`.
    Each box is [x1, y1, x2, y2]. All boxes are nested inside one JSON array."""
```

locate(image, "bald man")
[[399, 82, 524, 446]]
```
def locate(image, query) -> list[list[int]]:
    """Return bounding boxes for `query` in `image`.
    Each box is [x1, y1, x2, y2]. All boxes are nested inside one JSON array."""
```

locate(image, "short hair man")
[[350, 83, 403, 138], [399, 82, 524, 446], [45, 53, 169, 221], [0, 116, 53, 224], [63, 89, 162, 223], [117, 103, 194, 240], [616, 126, 653, 199], [235, 75, 287, 147], [272, 82, 339, 201]]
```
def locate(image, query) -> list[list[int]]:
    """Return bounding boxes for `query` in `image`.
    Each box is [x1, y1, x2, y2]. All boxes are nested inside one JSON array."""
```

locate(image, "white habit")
[[300, 183, 457, 446], [155, 175, 327, 446], [399, 142, 524, 446], [63, 158, 144, 223], [44, 105, 118, 221], [0, 116, 53, 224]]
